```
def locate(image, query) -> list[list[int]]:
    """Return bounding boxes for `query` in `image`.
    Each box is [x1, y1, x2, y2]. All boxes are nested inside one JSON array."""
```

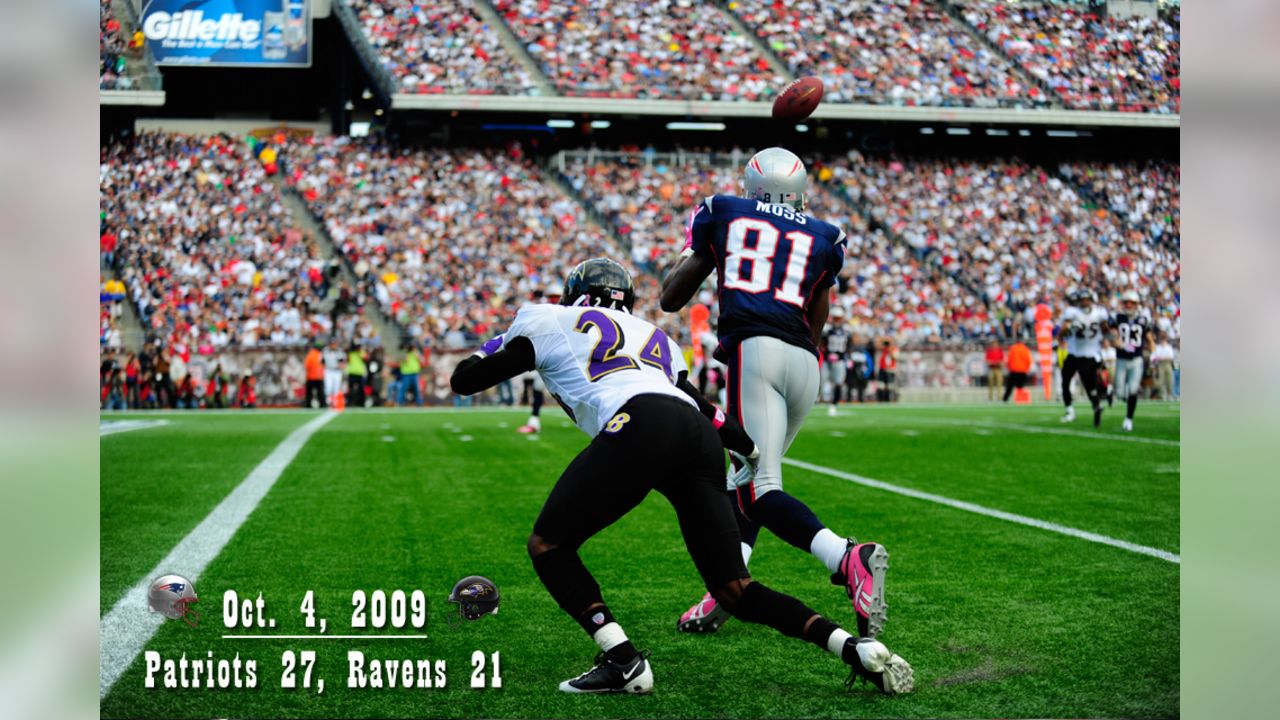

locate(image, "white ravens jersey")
[[1061, 305, 1110, 359], [501, 304, 693, 436]]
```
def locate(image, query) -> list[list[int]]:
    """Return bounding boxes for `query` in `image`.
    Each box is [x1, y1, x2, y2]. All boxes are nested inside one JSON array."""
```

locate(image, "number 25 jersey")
[[689, 195, 847, 359], [500, 304, 693, 437]]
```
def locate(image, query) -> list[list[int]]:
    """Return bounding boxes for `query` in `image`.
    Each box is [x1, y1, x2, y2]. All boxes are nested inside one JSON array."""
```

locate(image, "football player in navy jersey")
[[1110, 290, 1152, 431], [822, 308, 853, 416], [660, 148, 891, 640]]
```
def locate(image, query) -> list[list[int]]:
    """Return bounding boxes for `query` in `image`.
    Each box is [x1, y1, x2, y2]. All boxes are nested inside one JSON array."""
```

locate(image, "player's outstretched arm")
[[450, 336, 536, 396], [674, 371, 756, 458], [660, 254, 715, 312]]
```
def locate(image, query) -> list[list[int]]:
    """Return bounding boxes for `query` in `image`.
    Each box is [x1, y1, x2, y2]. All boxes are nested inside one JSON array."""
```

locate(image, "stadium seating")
[[346, 0, 536, 94], [958, 0, 1180, 113], [832, 155, 1181, 330], [730, 0, 1042, 108], [1059, 160, 1180, 248], [284, 139, 639, 348], [99, 132, 369, 353], [99, 0, 129, 89], [492, 0, 785, 99]]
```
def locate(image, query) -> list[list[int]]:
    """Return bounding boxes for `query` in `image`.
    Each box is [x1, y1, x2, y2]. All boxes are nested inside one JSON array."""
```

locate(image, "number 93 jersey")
[[500, 304, 694, 437], [1060, 305, 1111, 360], [689, 195, 846, 359]]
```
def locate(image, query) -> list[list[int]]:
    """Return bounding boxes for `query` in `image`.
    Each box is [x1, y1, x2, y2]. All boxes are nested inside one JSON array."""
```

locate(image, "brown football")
[[772, 76, 824, 122]]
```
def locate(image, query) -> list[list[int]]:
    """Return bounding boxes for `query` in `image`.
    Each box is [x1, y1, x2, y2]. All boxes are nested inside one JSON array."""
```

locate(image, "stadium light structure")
[[919, 127, 935, 135], [666, 122, 726, 131], [946, 127, 972, 136], [986, 128, 1010, 136], [590, 120, 611, 129], [547, 119, 575, 128]]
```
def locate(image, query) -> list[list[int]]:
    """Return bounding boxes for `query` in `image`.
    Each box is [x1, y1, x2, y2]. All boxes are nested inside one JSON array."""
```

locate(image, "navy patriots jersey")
[[823, 326, 852, 361], [1110, 312, 1150, 359], [689, 195, 846, 360]]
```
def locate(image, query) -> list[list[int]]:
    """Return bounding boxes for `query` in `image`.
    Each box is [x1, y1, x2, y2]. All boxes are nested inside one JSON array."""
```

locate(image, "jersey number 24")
[[574, 310, 675, 383], [722, 217, 816, 307]]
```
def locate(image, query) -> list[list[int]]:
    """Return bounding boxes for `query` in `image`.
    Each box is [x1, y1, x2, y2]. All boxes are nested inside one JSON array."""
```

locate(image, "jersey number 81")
[[722, 217, 815, 307]]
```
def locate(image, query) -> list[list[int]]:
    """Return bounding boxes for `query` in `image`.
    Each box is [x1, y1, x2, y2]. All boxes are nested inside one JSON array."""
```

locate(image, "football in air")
[[772, 76, 824, 122]]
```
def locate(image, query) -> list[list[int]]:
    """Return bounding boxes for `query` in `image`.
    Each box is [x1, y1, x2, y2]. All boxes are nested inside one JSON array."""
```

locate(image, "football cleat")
[[517, 424, 539, 434], [1093, 404, 1104, 428], [677, 592, 730, 633], [559, 651, 653, 694], [832, 542, 889, 639], [843, 637, 914, 695], [828, 405, 838, 417], [1122, 418, 1133, 432], [1061, 407, 1076, 423]]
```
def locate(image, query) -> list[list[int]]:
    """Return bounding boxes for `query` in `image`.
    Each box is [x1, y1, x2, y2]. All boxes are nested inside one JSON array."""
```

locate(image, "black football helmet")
[[447, 576, 501, 621], [561, 258, 635, 312]]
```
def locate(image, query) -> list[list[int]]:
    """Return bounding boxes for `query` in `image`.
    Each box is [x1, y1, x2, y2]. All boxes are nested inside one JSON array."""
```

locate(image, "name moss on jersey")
[[689, 195, 846, 359], [1061, 305, 1110, 359], [500, 304, 693, 436]]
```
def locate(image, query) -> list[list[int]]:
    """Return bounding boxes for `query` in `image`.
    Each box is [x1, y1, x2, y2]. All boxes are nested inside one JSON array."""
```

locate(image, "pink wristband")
[[712, 407, 726, 429]]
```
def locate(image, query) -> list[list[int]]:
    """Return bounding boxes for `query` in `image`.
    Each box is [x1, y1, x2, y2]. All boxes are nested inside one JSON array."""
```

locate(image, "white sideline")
[[781, 457, 1180, 564], [99, 411, 338, 699]]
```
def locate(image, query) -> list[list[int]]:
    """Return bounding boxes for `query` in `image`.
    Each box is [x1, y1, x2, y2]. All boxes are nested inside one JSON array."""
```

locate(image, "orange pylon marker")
[[333, 392, 346, 412]]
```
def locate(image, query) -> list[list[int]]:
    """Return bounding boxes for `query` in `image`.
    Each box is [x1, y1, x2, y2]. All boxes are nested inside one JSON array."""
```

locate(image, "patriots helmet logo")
[[148, 574, 200, 627]]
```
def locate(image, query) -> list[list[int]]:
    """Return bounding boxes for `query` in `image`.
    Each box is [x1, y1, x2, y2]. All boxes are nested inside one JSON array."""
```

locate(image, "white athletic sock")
[[740, 542, 753, 568], [826, 628, 853, 655], [811, 528, 848, 574], [591, 622, 628, 653]]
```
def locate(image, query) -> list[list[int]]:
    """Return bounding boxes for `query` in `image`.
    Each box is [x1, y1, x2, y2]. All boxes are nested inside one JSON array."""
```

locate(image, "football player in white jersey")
[[451, 259, 913, 696], [1058, 288, 1110, 426]]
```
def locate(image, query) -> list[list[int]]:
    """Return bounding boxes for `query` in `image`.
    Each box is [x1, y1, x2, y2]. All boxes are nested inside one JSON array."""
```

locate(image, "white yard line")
[[99, 411, 338, 699], [781, 458, 1180, 564], [889, 416, 1180, 447], [99, 419, 168, 436]]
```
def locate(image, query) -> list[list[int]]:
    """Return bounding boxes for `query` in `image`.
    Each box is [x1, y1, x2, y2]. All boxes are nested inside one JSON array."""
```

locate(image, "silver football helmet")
[[743, 147, 807, 211], [148, 574, 200, 627]]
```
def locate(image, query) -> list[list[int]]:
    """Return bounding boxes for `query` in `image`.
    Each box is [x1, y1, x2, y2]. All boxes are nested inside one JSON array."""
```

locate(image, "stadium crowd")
[[1059, 160, 1180, 248], [347, 0, 535, 94], [99, 132, 373, 355], [492, 0, 786, 99], [960, 0, 1180, 113], [99, 0, 134, 89], [284, 138, 633, 351], [830, 154, 1180, 337], [730, 0, 1041, 108]]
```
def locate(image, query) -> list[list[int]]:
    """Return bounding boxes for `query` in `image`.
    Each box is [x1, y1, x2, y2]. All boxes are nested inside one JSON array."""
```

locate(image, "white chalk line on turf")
[[99, 411, 338, 700], [887, 415, 1180, 447], [99, 419, 168, 436], [781, 457, 1180, 564]]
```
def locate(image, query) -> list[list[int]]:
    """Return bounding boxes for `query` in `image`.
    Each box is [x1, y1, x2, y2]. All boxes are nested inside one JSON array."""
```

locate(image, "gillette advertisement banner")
[[142, 0, 312, 67]]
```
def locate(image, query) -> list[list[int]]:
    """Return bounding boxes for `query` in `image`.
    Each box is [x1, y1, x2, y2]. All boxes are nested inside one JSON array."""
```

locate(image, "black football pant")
[[1003, 371, 1028, 402], [528, 394, 836, 649], [1061, 355, 1101, 409]]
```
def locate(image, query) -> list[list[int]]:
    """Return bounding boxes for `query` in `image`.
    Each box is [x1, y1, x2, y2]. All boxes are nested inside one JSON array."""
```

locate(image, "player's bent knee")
[[712, 577, 752, 615], [527, 533, 557, 558]]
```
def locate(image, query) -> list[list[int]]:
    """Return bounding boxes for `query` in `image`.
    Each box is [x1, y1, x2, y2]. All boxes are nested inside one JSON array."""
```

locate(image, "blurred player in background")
[[847, 336, 872, 404], [1110, 290, 1152, 431], [322, 337, 345, 405], [822, 308, 851, 416], [1058, 288, 1109, 426], [451, 259, 913, 695], [661, 148, 891, 640]]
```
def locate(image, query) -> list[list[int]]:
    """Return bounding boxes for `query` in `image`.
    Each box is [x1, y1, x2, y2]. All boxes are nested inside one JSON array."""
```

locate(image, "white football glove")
[[727, 445, 761, 489]]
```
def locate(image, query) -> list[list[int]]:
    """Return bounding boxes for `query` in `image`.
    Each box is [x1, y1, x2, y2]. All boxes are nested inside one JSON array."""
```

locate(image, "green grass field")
[[100, 402, 1179, 719]]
